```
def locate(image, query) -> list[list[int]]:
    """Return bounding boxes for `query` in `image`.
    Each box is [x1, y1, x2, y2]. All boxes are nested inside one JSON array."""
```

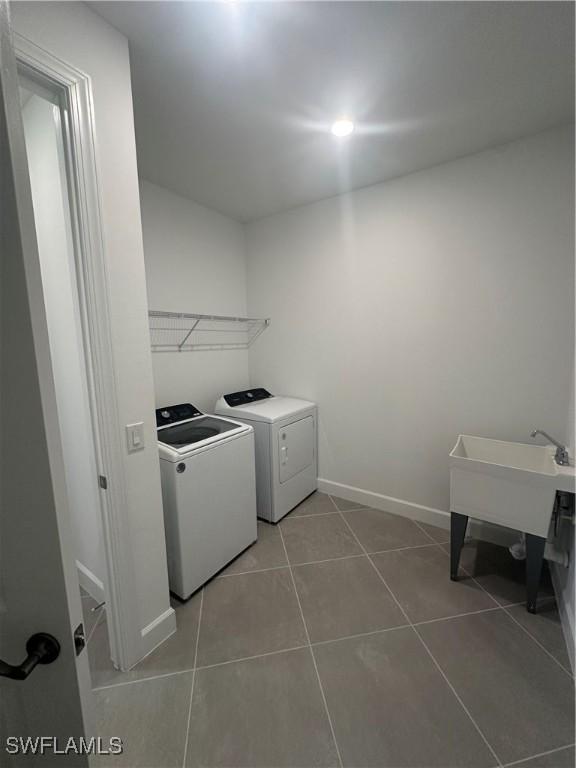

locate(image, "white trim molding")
[[318, 477, 451, 528], [14, 32, 142, 671], [318, 477, 519, 549], [114, 607, 177, 673], [140, 608, 177, 651], [76, 560, 105, 604]]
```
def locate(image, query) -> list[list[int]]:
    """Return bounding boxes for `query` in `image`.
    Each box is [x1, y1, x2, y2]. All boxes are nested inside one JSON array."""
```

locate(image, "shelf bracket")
[[178, 318, 200, 350], [249, 317, 270, 346]]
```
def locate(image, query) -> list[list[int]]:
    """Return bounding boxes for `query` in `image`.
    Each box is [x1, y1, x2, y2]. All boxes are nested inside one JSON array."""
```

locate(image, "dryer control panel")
[[223, 388, 272, 407], [156, 403, 202, 427]]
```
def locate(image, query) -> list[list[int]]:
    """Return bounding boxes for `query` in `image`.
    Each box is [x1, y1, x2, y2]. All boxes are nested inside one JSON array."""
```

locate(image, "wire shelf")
[[148, 311, 270, 352]]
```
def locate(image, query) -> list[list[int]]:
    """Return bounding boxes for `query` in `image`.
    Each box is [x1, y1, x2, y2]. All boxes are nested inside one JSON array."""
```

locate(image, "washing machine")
[[157, 402, 257, 599], [215, 389, 317, 523]]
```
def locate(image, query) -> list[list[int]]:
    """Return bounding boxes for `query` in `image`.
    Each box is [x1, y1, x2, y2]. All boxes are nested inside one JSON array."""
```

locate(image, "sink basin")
[[450, 435, 575, 537]]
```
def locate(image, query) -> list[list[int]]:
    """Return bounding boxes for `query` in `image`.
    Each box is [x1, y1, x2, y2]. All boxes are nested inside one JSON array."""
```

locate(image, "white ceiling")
[[90, 1, 574, 222]]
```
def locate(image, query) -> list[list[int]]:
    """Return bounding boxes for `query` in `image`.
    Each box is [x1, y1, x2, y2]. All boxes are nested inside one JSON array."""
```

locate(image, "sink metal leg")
[[525, 533, 546, 614], [450, 512, 468, 581]]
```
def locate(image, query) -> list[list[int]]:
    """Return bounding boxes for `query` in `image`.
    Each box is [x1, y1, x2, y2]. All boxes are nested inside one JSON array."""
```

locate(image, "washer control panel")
[[156, 403, 202, 427]]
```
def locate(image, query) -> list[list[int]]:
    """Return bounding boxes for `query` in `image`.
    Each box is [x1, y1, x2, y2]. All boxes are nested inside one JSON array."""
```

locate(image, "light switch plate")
[[126, 422, 145, 453]]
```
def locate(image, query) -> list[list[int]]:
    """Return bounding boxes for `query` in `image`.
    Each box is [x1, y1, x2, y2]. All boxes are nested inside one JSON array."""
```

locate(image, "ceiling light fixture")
[[330, 118, 355, 137]]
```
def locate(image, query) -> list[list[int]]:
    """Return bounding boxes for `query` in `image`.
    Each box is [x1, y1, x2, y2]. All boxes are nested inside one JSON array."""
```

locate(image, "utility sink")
[[450, 435, 575, 537]]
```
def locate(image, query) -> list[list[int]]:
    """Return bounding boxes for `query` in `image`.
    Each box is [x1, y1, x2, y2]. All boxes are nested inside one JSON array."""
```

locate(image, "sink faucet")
[[530, 429, 570, 466]]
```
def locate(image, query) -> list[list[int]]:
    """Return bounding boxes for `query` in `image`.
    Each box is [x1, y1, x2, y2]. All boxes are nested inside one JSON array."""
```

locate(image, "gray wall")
[[140, 179, 249, 413], [246, 126, 574, 514]]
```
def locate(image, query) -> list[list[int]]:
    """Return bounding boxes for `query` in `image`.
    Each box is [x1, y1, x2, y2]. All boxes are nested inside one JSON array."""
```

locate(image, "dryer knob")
[[176, 463, 186, 473]]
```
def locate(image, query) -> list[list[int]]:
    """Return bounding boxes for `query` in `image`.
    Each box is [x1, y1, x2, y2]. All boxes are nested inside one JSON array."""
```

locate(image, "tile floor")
[[84, 493, 574, 768]]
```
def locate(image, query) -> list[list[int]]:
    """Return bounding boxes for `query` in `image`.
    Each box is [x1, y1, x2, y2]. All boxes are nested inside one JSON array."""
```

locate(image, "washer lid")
[[159, 416, 242, 448], [216, 395, 316, 423], [158, 415, 250, 458]]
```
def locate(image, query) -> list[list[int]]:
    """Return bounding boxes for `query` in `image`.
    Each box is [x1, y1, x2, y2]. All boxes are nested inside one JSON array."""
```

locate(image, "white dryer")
[[157, 403, 257, 599], [215, 389, 317, 523]]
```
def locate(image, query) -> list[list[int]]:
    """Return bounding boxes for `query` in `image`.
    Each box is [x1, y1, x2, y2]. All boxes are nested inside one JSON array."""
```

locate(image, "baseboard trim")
[[550, 564, 575, 673], [317, 477, 519, 549], [139, 607, 177, 660], [76, 560, 105, 603], [318, 477, 450, 529]]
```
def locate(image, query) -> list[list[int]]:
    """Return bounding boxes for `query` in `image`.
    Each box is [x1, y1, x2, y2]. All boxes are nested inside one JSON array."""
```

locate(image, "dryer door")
[[278, 415, 315, 483]]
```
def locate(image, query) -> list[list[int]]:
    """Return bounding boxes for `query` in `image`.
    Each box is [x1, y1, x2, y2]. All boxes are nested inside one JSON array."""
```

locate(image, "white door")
[[0, 0, 92, 761], [278, 416, 315, 483]]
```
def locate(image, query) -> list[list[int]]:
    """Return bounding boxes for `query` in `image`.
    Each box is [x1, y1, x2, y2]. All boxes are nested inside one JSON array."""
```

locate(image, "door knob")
[[0, 633, 60, 680]]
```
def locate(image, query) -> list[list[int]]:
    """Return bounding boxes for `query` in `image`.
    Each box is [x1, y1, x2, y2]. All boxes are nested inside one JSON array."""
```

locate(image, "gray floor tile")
[[372, 545, 496, 623], [84, 510, 573, 768], [186, 648, 339, 767], [342, 508, 431, 553], [514, 745, 576, 768], [506, 599, 573, 674], [314, 627, 496, 767], [418, 610, 575, 764], [93, 672, 192, 767], [417, 520, 451, 543], [293, 556, 406, 643], [289, 491, 338, 517], [330, 495, 367, 512], [445, 540, 555, 607], [89, 593, 201, 688], [280, 513, 363, 564], [196, 568, 307, 666], [222, 521, 287, 574]]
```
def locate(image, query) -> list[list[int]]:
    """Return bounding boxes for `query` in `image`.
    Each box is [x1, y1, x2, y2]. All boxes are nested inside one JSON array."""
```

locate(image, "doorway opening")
[[19, 71, 107, 600], [14, 46, 140, 676], [18, 64, 114, 672]]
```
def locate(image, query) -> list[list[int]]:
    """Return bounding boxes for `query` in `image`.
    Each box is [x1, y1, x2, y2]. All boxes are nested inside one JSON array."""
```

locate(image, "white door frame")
[[14, 31, 142, 672]]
